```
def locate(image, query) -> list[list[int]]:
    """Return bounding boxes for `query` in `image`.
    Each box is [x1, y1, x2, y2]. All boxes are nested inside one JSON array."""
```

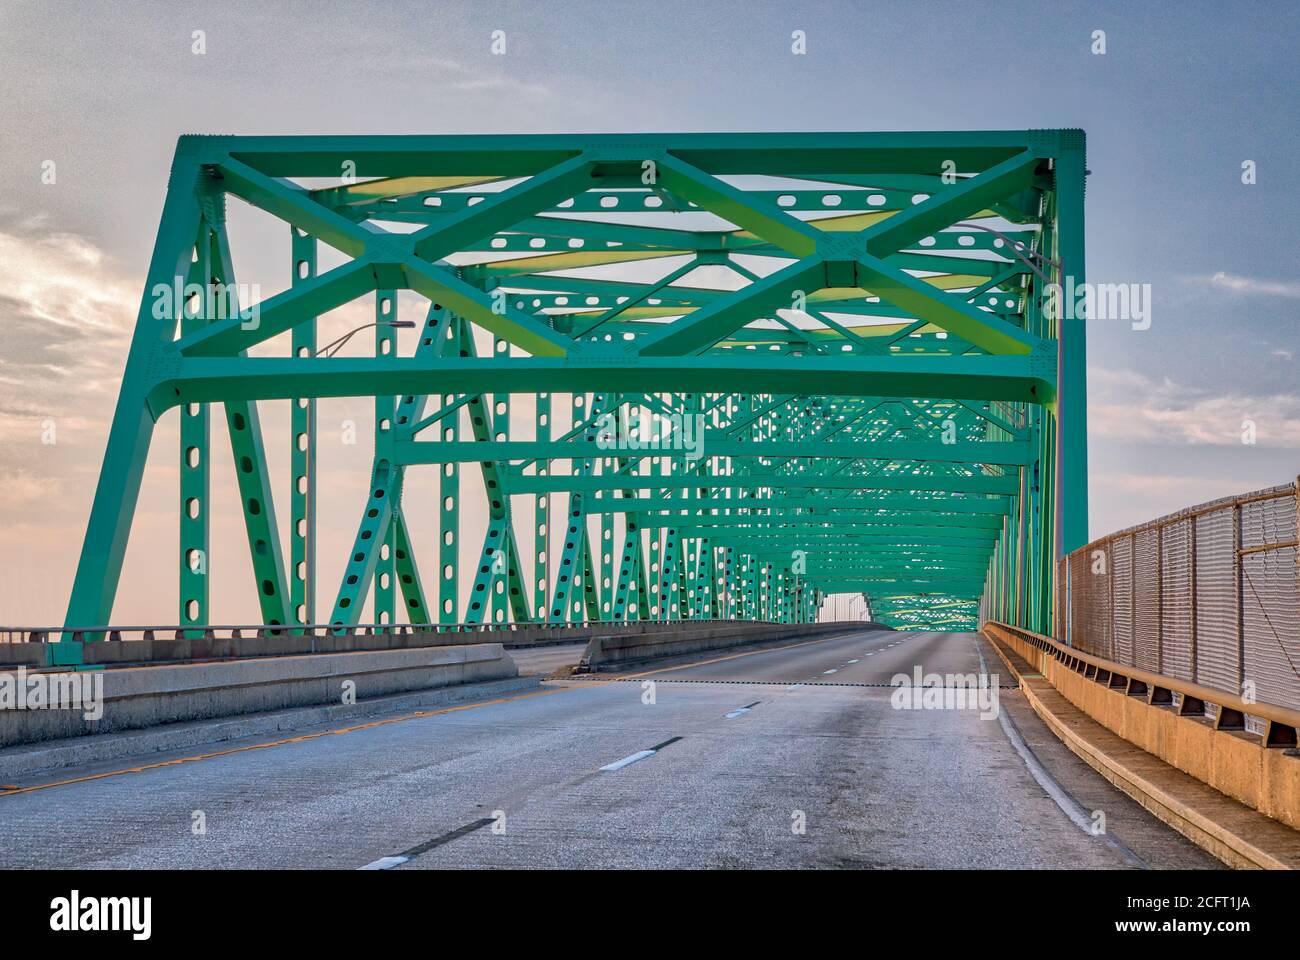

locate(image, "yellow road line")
[[0, 687, 563, 799]]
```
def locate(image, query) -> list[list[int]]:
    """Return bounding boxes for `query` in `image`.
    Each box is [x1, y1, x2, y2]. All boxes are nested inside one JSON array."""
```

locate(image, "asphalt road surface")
[[0, 630, 1220, 869]]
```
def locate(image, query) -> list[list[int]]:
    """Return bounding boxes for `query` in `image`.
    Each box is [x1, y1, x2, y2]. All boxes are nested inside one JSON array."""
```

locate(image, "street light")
[[300, 318, 417, 626], [315, 319, 416, 358]]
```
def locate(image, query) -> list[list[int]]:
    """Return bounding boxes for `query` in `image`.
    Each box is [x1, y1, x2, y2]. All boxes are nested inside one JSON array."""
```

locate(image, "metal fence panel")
[[1194, 505, 1240, 694], [1241, 496, 1300, 711], [1069, 550, 1094, 655], [1161, 519, 1193, 682], [1112, 535, 1133, 668], [1133, 526, 1160, 673], [1080, 543, 1111, 660], [1059, 482, 1298, 713]]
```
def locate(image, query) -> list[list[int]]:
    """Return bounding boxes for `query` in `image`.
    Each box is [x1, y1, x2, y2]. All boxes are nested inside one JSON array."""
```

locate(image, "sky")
[[0, 0, 1297, 624]]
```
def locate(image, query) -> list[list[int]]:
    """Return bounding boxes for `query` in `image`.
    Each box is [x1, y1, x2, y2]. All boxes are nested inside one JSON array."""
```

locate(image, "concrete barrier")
[[0, 629, 542, 668], [0, 643, 516, 749], [985, 622, 1300, 838], [578, 621, 886, 671], [0, 620, 828, 668]]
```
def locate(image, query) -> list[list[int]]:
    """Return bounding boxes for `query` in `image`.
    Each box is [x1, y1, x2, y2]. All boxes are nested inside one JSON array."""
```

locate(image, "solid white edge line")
[[973, 636, 1148, 869]]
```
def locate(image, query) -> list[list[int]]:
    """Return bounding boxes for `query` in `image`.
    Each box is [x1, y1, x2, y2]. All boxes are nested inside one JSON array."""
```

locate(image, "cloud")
[[1089, 367, 1300, 447], [0, 225, 139, 450], [0, 229, 137, 334], [1092, 471, 1245, 500], [1201, 271, 1300, 298], [1088, 470, 1261, 538], [369, 52, 554, 101], [0, 468, 64, 508]]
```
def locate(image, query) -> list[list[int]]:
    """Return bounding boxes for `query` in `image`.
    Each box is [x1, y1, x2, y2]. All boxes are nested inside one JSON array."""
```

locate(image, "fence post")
[[1106, 535, 1115, 663], [1128, 536, 1136, 671], [1234, 502, 1244, 700], [1156, 523, 1163, 674], [1189, 512, 1198, 683]]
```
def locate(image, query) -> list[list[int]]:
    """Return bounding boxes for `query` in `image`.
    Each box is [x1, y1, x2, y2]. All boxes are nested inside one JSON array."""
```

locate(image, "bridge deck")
[[0, 631, 1216, 869]]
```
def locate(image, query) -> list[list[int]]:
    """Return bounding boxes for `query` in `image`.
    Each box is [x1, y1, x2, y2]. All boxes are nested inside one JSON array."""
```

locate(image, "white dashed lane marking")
[[599, 736, 683, 772]]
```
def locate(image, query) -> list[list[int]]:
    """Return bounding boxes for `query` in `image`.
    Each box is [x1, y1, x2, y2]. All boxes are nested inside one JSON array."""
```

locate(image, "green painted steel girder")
[[147, 354, 1054, 414], [588, 494, 1011, 516], [60, 130, 1086, 656], [386, 438, 1032, 467], [504, 473, 1022, 496]]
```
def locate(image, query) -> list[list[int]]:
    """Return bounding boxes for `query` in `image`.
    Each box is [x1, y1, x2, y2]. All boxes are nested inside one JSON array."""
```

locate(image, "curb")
[[983, 631, 1300, 870]]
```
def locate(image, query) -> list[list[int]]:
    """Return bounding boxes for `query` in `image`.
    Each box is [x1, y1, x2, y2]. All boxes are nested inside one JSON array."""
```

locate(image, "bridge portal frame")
[[59, 131, 1087, 664]]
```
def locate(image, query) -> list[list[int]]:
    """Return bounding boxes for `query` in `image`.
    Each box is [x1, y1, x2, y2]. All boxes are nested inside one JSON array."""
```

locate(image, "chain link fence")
[[1059, 480, 1300, 714]]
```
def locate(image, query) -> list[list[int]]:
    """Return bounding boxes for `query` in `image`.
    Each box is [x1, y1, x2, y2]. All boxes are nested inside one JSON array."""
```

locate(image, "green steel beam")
[[150, 354, 1054, 411], [390, 438, 1032, 466], [62, 130, 1084, 640]]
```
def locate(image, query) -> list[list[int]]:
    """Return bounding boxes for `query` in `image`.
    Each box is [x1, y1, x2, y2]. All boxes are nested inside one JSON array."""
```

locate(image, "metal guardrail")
[[1056, 479, 1300, 715], [985, 620, 1300, 749], [0, 618, 786, 644]]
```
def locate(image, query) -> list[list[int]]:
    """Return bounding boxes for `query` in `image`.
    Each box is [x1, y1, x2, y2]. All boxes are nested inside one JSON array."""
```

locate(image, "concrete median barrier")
[[0, 642, 517, 749], [0, 620, 854, 669], [577, 621, 889, 671]]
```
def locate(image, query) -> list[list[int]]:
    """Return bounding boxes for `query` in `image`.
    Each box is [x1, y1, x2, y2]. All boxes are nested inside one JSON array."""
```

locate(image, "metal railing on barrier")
[[0, 618, 804, 644], [1055, 478, 1300, 716], [985, 620, 1300, 749]]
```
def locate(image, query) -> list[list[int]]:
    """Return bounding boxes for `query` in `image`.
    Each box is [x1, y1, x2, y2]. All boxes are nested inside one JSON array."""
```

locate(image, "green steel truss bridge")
[[63, 131, 1088, 651]]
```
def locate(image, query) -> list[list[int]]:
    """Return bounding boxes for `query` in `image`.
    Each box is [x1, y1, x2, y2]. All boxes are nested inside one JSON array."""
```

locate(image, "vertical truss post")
[[438, 318, 463, 624], [490, 335, 513, 624], [600, 477, 615, 620], [533, 392, 551, 621], [708, 544, 722, 618], [649, 528, 663, 619], [724, 546, 736, 619], [1054, 134, 1089, 559], [685, 539, 697, 618], [179, 221, 211, 634], [373, 290, 399, 625], [289, 227, 317, 628]]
